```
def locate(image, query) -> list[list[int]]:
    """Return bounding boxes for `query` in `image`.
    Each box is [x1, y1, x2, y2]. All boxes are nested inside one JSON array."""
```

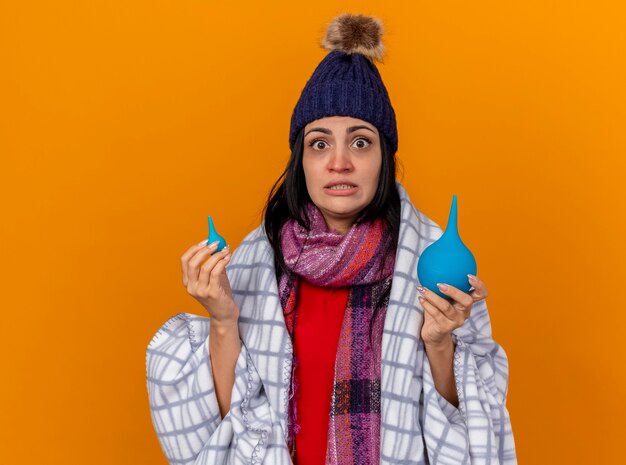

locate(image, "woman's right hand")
[[181, 240, 239, 324]]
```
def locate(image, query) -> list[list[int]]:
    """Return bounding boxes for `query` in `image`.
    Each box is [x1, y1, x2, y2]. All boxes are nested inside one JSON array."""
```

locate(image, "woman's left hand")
[[418, 275, 489, 347]]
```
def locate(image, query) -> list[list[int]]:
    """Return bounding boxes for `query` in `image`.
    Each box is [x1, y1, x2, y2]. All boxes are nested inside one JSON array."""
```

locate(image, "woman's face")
[[302, 116, 382, 235]]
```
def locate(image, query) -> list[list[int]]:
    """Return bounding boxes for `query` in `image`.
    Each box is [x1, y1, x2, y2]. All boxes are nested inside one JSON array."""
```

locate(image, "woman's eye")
[[353, 137, 372, 149], [309, 140, 328, 150], [308, 137, 372, 150]]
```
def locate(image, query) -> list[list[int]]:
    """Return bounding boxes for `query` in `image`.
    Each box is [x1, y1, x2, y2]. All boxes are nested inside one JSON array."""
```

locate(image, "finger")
[[209, 249, 232, 293], [198, 246, 231, 289], [420, 297, 454, 333], [467, 274, 489, 301], [435, 283, 474, 321], [435, 283, 474, 309], [181, 239, 210, 286], [417, 285, 457, 317], [187, 242, 221, 288], [421, 295, 468, 333]]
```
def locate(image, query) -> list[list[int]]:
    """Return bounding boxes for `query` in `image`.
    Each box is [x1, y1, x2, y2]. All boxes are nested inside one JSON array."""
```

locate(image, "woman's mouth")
[[324, 184, 358, 196]]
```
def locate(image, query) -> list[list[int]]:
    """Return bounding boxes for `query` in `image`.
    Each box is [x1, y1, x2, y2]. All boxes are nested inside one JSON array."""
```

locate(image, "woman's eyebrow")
[[304, 125, 376, 137]]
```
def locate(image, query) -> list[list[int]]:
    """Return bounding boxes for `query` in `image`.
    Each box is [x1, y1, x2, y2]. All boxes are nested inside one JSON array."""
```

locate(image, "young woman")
[[146, 13, 517, 465]]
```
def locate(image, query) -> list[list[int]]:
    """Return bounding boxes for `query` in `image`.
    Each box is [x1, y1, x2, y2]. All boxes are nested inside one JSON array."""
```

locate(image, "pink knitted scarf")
[[277, 202, 396, 464]]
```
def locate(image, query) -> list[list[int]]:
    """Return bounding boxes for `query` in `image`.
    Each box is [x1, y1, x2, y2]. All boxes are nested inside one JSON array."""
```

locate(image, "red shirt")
[[293, 279, 349, 465]]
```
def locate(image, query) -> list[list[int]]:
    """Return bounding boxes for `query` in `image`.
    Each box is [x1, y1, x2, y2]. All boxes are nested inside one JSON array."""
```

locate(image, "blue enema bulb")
[[416, 195, 477, 300], [206, 215, 227, 255]]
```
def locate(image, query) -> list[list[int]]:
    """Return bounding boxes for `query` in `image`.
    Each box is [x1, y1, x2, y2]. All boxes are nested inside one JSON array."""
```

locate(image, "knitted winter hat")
[[289, 13, 398, 154]]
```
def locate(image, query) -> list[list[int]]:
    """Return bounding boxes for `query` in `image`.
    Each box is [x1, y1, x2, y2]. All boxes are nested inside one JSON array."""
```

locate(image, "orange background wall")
[[1, 1, 624, 464]]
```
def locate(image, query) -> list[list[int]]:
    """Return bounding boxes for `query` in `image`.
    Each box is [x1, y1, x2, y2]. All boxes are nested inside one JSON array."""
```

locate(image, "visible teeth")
[[329, 184, 354, 190]]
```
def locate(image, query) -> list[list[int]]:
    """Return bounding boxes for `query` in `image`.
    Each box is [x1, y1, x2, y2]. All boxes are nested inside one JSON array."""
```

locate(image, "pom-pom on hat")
[[289, 13, 398, 154]]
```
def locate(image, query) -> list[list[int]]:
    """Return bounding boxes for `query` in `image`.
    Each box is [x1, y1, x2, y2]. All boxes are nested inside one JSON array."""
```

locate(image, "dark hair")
[[262, 125, 402, 347]]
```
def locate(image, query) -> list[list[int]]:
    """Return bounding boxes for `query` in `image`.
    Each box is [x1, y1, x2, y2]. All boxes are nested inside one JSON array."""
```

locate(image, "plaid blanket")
[[146, 181, 518, 464]]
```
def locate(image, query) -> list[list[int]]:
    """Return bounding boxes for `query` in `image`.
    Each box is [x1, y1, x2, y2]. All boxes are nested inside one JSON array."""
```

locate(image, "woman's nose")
[[328, 146, 353, 171]]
